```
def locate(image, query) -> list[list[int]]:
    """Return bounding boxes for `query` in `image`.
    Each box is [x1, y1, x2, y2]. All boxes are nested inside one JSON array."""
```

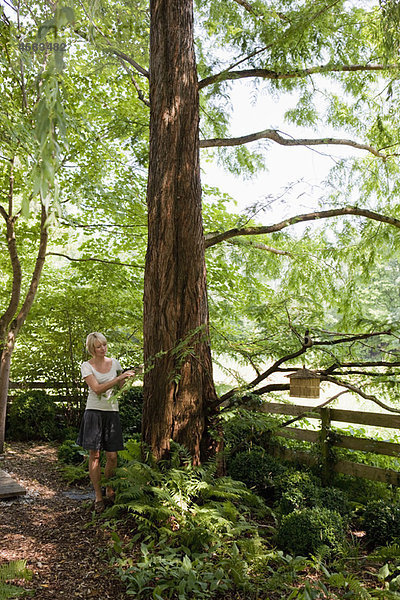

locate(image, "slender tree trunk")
[[0, 204, 48, 454], [0, 334, 15, 454], [142, 0, 218, 464]]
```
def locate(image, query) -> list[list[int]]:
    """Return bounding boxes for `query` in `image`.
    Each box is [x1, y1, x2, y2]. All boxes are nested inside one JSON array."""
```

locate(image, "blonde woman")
[[76, 332, 138, 512]]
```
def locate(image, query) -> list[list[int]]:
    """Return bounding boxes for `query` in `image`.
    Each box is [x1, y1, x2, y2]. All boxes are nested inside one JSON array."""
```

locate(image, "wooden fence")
[[8, 381, 85, 403], [8, 384, 400, 485], [7, 381, 85, 426], [259, 401, 400, 486]]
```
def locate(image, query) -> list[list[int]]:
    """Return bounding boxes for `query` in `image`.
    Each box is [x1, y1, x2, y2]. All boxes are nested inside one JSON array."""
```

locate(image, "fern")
[[369, 543, 400, 562], [0, 560, 32, 600], [328, 571, 372, 600], [105, 440, 277, 598]]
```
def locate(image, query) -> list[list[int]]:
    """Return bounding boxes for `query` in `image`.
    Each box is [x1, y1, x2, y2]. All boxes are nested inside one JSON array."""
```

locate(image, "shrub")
[[57, 439, 87, 465], [363, 500, 400, 547], [106, 439, 274, 599], [222, 407, 283, 455], [277, 470, 320, 514], [227, 446, 287, 499], [315, 486, 350, 517], [7, 390, 58, 441], [118, 386, 143, 436], [275, 468, 350, 519], [277, 507, 345, 556]]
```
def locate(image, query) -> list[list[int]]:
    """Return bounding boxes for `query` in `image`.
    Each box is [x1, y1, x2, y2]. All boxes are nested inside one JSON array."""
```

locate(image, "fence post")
[[320, 407, 333, 485]]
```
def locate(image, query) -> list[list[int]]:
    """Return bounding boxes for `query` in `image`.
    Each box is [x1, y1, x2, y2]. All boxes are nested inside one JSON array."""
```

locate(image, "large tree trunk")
[[142, 0, 219, 464]]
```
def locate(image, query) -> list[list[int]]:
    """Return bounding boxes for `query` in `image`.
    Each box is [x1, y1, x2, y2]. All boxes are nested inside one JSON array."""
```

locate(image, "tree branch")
[[226, 238, 292, 256], [199, 63, 399, 89], [212, 345, 308, 410], [205, 207, 400, 248], [200, 128, 388, 159], [13, 202, 48, 336], [322, 374, 400, 414], [116, 55, 150, 107], [73, 26, 149, 79], [46, 251, 145, 269], [312, 330, 392, 347], [0, 159, 22, 343], [212, 330, 396, 411]]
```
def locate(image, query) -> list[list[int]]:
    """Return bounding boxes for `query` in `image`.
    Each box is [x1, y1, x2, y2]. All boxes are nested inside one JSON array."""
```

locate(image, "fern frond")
[[369, 543, 400, 562], [0, 560, 32, 600], [328, 571, 372, 600]]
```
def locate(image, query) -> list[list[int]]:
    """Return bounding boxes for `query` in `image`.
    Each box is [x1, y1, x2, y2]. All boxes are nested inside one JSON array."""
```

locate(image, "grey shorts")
[[76, 410, 124, 452]]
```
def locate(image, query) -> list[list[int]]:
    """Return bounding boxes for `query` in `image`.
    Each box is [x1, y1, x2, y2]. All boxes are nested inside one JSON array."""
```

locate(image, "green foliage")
[[325, 571, 372, 600], [222, 406, 284, 454], [117, 386, 143, 436], [117, 543, 232, 600], [277, 470, 350, 517], [56, 462, 89, 485], [363, 500, 400, 547], [334, 472, 395, 505], [277, 507, 345, 557], [0, 560, 32, 600], [57, 439, 87, 465], [227, 446, 287, 499], [106, 440, 274, 599], [56, 439, 89, 484], [7, 390, 58, 441]]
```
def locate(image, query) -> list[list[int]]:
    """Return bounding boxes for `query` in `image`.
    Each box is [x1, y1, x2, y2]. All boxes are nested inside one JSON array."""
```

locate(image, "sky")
[[201, 79, 359, 227]]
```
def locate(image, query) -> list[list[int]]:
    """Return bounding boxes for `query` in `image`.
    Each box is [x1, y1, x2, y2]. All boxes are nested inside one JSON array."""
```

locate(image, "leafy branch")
[[205, 207, 400, 248], [199, 63, 399, 89], [200, 128, 389, 159]]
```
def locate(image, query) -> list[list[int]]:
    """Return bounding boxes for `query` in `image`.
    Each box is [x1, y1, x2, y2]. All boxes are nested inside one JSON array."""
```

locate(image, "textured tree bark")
[[142, 0, 218, 464]]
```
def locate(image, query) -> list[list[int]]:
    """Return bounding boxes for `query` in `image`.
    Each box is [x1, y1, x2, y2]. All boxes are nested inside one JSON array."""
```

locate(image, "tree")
[[139, 0, 400, 462], [0, 5, 56, 453], [4, 0, 400, 462], [141, 0, 219, 462], [0, 0, 147, 452]]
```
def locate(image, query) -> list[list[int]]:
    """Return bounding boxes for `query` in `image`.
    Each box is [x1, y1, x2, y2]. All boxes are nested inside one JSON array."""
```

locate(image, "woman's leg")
[[89, 449, 103, 502], [104, 451, 118, 498]]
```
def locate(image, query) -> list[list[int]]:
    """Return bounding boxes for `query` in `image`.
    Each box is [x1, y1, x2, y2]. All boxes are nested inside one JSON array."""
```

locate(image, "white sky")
[[201, 80, 359, 225]]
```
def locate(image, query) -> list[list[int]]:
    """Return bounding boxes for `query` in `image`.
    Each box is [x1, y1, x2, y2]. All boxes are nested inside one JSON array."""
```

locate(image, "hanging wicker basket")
[[289, 368, 320, 398]]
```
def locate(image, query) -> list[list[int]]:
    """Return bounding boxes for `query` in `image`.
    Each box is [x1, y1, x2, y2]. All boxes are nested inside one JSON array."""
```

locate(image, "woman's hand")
[[119, 370, 136, 381]]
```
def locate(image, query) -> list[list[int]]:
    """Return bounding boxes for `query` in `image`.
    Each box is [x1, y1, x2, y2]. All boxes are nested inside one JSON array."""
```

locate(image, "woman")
[[76, 332, 138, 512]]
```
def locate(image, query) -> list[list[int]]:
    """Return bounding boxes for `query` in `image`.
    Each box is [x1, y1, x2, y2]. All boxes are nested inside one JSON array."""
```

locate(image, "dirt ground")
[[0, 442, 129, 599]]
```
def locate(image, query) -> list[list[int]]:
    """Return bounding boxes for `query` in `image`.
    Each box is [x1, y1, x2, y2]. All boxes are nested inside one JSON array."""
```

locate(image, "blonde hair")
[[86, 332, 107, 355]]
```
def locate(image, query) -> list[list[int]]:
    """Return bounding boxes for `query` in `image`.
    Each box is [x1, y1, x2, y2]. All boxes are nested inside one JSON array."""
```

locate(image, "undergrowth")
[[96, 439, 400, 599], [103, 439, 287, 599], [0, 560, 32, 599]]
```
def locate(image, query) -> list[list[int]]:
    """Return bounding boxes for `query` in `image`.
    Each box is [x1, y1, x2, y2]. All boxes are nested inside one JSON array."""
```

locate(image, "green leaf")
[[379, 563, 392, 580]]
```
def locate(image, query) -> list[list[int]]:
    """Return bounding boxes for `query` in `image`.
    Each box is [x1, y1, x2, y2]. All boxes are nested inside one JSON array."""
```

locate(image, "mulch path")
[[0, 442, 129, 599]]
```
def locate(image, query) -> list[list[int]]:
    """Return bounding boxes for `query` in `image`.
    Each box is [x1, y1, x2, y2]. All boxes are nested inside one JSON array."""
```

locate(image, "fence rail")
[[259, 401, 400, 486], [9, 381, 82, 390], [7, 385, 400, 485]]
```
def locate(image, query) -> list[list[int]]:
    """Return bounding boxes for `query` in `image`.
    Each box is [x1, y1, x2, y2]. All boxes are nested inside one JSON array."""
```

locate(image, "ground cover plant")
[[0, 560, 32, 600], [103, 439, 276, 599], [68, 437, 400, 599]]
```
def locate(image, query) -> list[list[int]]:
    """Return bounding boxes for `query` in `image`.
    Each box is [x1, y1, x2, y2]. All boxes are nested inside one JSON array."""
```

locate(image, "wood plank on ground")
[[0, 468, 26, 499]]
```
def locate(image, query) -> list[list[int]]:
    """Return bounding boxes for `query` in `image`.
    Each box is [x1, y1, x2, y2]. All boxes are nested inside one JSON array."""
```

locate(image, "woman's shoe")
[[104, 494, 115, 507], [94, 499, 105, 513]]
